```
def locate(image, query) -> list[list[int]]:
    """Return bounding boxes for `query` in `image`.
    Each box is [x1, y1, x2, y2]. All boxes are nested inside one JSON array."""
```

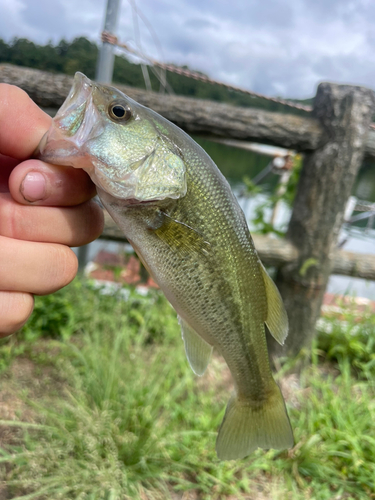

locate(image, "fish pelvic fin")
[[260, 263, 288, 345], [216, 383, 294, 460], [178, 315, 213, 376]]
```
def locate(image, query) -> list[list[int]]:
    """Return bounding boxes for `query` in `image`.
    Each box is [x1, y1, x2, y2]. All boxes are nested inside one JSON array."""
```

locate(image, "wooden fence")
[[2, 63, 375, 356]]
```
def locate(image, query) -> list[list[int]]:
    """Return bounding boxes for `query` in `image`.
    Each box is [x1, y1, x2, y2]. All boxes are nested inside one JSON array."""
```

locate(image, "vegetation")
[[0, 36, 312, 115], [1, 279, 375, 499], [240, 154, 303, 236]]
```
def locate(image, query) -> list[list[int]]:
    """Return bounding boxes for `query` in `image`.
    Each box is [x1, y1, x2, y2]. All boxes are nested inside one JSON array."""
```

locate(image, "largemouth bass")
[[37, 73, 293, 459]]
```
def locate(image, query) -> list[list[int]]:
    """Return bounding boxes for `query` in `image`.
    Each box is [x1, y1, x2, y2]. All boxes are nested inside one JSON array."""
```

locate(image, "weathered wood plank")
[[331, 250, 375, 281], [3, 64, 375, 158], [0, 63, 326, 152], [101, 212, 375, 280]]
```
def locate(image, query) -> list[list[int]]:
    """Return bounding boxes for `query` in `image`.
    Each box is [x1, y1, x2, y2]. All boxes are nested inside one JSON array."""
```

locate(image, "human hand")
[[0, 84, 104, 337]]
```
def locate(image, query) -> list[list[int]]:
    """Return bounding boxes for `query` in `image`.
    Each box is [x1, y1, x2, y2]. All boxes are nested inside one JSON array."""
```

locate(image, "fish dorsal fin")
[[260, 263, 288, 345], [178, 315, 213, 376]]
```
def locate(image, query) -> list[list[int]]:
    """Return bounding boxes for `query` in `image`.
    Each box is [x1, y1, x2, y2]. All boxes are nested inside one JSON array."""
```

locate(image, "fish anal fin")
[[178, 315, 213, 376], [260, 263, 288, 345], [216, 383, 294, 460]]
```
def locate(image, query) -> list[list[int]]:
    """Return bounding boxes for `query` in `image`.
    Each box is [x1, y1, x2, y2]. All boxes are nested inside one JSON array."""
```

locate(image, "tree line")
[[0, 37, 312, 115]]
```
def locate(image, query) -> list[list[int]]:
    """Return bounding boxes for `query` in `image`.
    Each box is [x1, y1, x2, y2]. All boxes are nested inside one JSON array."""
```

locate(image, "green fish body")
[[37, 73, 293, 459]]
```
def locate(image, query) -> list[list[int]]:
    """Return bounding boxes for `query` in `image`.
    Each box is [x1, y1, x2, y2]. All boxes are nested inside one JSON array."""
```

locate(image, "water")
[[76, 139, 375, 299]]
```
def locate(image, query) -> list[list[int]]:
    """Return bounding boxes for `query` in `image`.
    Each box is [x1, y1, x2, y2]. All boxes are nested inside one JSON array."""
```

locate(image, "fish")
[[36, 72, 294, 460]]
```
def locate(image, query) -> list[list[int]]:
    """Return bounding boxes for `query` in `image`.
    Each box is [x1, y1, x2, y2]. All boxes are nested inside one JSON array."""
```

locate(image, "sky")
[[1, 0, 374, 98]]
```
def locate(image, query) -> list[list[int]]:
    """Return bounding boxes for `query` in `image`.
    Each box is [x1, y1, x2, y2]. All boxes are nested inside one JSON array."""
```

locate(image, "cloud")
[[21, 0, 68, 37], [1, 0, 375, 98]]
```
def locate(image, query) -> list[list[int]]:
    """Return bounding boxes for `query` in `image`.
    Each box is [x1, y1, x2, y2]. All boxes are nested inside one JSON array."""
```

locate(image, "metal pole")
[[96, 0, 121, 83], [78, 0, 122, 273], [77, 244, 89, 274]]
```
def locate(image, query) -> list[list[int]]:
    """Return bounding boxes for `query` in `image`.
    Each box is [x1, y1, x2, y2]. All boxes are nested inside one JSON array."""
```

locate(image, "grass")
[[1, 279, 375, 499]]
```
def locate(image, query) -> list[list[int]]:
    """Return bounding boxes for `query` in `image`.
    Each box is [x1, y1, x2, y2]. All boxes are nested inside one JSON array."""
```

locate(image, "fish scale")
[[37, 72, 294, 460]]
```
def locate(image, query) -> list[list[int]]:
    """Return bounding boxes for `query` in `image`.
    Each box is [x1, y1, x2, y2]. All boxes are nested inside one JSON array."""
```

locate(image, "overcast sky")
[[0, 0, 374, 98]]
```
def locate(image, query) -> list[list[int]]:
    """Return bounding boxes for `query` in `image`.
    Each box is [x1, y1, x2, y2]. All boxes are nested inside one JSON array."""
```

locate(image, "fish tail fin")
[[216, 383, 294, 460]]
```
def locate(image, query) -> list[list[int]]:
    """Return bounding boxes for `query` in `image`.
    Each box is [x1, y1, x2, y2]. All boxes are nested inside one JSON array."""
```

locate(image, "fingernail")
[[21, 172, 46, 202]]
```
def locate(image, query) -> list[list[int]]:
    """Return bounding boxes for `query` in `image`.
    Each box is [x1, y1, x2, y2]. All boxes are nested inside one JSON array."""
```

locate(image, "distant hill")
[[0, 36, 312, 116]]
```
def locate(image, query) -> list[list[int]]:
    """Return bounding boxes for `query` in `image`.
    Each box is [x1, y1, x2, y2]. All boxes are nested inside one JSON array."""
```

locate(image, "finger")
[[0, 291, 34, 338], [0, 84, 51, 160], [0, 193, 104, 246], [9, 159, 97, 206], [0, 235, 78, 295]]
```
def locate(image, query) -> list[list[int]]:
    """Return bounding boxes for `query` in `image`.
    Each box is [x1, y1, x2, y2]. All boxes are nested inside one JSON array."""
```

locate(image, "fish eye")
[[108, 102, 132, 122]]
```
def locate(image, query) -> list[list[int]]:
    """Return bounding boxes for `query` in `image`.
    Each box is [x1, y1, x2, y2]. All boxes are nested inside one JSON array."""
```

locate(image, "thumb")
[[0, 84, 51, 160]]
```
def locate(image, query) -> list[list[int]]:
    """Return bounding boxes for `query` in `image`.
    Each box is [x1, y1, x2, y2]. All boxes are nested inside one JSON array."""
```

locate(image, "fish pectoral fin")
[[260, 263, 288, 345], [178, 315, 213, 376], [153, 212, 211, 257], [216, 383, 294, 460]]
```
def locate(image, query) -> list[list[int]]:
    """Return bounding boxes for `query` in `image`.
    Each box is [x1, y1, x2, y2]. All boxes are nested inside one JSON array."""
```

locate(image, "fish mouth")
[[35, 72, 104, 169], [56, 72, 94, 121]]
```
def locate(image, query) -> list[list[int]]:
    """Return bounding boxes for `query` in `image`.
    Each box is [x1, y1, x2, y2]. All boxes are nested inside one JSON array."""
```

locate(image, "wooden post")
[[270, 83, 375, 357]]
